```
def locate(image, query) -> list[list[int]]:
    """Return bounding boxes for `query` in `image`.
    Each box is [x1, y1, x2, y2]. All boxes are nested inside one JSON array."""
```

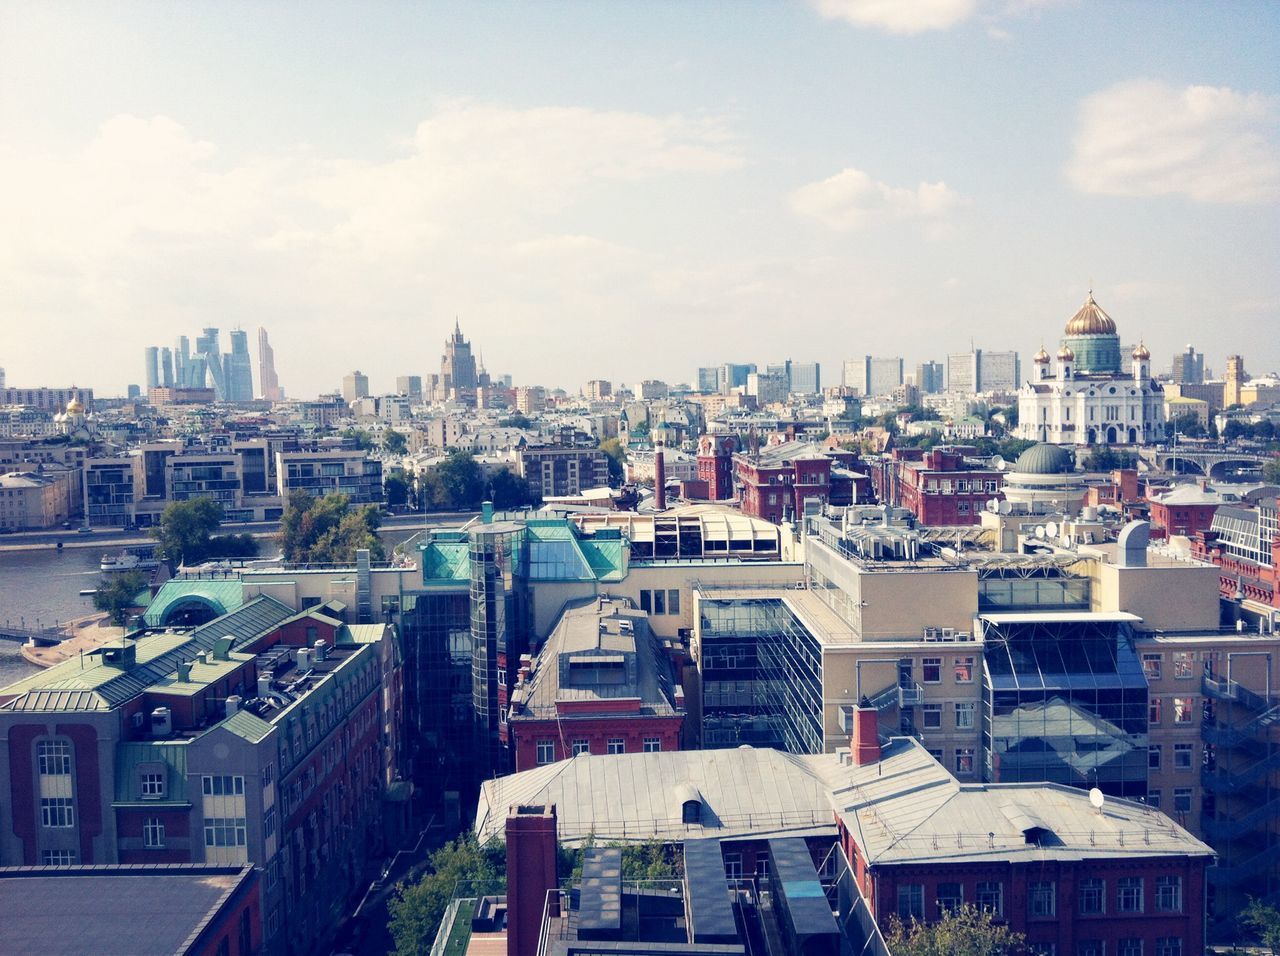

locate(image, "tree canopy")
[[384, 468, 412, 509], [1265, 457, 1280, 485], [151, 498, 258, 569], [383, 430, 409, 455], [93, 571, 148, 627], [886, 904, 1026, 956], [278, 490, 385, 564], [1241, 898, 1280, 954], [339, 427, 376, 450], [387, 835, 506, 955], [599, 438, 626, 486], [420, 451, 486, 511], [1083, 447, 1137, 472]]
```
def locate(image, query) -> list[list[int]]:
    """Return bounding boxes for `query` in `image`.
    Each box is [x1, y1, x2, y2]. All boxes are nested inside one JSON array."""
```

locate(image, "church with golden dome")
[[1016, 293, 1164, 446]]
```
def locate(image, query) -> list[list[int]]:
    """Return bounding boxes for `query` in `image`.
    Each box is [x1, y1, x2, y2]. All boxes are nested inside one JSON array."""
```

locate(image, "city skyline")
[[1, 1, 1277, 396]]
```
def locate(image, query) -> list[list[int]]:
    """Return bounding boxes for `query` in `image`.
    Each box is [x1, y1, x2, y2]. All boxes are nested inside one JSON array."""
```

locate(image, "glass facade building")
[[980, 614, 1149, 798]]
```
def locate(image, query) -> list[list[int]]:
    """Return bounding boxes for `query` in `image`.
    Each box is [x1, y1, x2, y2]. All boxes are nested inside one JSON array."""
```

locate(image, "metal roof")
[[143, 578, 246, 626]]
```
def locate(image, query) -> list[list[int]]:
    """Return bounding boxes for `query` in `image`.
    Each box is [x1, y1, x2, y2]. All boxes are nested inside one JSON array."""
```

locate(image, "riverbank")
[[20, 612, 124, 668]]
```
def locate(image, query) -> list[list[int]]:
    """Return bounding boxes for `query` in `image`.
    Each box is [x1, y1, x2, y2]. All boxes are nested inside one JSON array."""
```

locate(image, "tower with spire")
[[440, 319, 479, 400]]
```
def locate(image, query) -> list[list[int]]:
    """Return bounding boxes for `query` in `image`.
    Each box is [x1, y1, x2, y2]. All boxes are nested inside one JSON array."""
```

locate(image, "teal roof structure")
[[144, 578, 246, 627], [221, 709, 275, 744], [1013, 443, 1075, 476], [114, 741, 190, 805]]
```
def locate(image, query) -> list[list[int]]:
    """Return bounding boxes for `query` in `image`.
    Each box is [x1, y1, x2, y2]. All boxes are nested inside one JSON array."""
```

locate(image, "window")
[[1173, 698, 1194, 724], [536, 740, 555, 765], [202, 775, 245, 797], [143, 817, 165, 848], [1029, 881, 1056, 917], [954, 702, 976, 730], [897, 884, 924, 920], [654, 589, 666, 615], [927, 748, 943, 763], [1078, 879, 1105, 915], [1118, 940, 1142, 956], [204, 817, 248, 847], [640, 591, 652, 613], [954, 657, 974, 683], [1078, 942, 1105, 956], [1156, 876, 1182, 912], [41, 849, 76, 865], [668, 590, 681, 615], [955, 748, 974, 775], [607, 738, 625, 755], [1148, 745, 1161, 770], [723, 852, 742, 880], [1174, 788, 1192, 813], [1117, 877, 1144, 913], [923, 704, 942, 729], [1148, 697, 1162, 725], [263, 808, 276, 839], [936, 882, 962, 914], [141, 772, 166, 798], [643, 737, 661, 753], [922, 658, 942, 684], [571, 739, 590, 756], [1146, 790, 1161, 808], [40, 797, 74, 828], [755, 857, 770, 879], [1174, 743, 1193, 770], [1142, 654, 1162, 680], [37, 739, 71, 776], [1173, 652, 1194, 679], [1155, 939, 1181, 956], [976, 881, 1003, 916]]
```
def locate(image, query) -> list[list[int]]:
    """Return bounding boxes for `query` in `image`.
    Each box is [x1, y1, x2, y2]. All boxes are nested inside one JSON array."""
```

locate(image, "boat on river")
[[100, 546, 162, 573]]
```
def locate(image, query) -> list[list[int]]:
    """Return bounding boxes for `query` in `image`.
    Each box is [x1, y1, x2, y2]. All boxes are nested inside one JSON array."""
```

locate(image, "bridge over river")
[[1137, 447, 1268, 479]]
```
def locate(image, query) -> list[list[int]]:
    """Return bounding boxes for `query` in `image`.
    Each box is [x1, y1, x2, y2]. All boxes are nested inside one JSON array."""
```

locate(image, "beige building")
[[0, 469, 74, 529]]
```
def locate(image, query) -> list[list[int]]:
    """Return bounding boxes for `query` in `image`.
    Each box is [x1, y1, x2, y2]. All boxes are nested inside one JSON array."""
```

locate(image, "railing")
[[898, 682, 925, 708], [1203, 794, 1280, 842], [1209, 847, 1278, 886], [1203, 674, 1275, 712], [866, 683, 899, 712], [1201, 751, 1280, 794]]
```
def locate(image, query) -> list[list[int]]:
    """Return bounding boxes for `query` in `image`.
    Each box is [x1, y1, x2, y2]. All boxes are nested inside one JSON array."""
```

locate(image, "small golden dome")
[[1132, 342, 1151, 360], [1064, 293, 1117, 336], [1033, 345, 1051, 363], [1057, 344, 1076, 361], [65, 392, 84, 414]]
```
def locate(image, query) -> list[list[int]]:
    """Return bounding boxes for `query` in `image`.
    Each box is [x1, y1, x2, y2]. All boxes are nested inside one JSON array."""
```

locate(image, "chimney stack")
[[852, 701, 881, 766], [506, 804, 559, 956], [654, 440, 666, 511]]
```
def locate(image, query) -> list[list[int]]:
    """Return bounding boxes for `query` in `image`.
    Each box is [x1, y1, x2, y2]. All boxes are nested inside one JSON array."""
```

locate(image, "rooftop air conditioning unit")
[[150, 707, 172, 738], [941, 628, 956, 642], [957, 631, 972, 642]]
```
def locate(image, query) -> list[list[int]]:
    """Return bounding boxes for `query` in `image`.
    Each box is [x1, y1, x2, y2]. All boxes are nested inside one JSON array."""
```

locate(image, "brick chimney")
[[506, 804, 558, 956], [852, 702, 881, 766], [654, 439, 667, 511]]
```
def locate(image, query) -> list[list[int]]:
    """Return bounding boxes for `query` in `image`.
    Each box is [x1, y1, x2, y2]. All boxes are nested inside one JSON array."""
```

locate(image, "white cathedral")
[[1017, 293, 1164, 446]]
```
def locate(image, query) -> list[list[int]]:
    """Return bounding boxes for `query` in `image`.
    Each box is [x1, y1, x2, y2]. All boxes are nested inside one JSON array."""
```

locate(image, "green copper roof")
[[144, 578, 246, 627], [421, 540, 471, 584], [1013, 443, 1075, 475], [221, 709, 275, 744], [114, 741, 190, 804]]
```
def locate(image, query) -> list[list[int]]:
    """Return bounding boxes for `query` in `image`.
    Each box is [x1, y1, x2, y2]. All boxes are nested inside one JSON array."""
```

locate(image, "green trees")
[[278, 491, 385, 564], [1083, 447, 1137, 471], [383, 430, 409, 455], [886, 904, 1026, 956], [599, 438, 626, 486], [339, 427, 375, 450], [387, 835, 506, 955], [419, 451, 486, 511], [1265, 457, 1280, 485], [151, 498, 259, 570], [93, 571, 148, 626], [1241, 898, 1280, 953], [384, 469, 413, 509], [488, 467, 539, 510]]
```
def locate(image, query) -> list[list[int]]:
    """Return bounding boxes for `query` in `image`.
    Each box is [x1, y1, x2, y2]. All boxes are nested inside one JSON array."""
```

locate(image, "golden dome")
[[1033, 345, 1051, 363], [1132, 342, 1151, 360], [65, 393, 84, 414], [1064, 293, 1117, 336], [1057, 344, 1075, 361]]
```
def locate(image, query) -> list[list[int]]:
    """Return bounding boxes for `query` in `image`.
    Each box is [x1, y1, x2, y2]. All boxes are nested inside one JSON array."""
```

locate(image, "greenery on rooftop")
[[388, 834, 506, 956]]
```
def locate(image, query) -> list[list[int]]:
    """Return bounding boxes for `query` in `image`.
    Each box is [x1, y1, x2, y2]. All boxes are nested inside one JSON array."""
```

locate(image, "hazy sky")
[[2, 1, 1278, 398]]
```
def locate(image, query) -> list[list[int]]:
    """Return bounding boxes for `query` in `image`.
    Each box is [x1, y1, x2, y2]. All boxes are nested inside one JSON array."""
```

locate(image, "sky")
[[1, 0, 1278, 398]]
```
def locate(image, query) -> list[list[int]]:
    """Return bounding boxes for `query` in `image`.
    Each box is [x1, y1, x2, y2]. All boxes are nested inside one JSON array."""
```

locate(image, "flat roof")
[[0, 864, 254, 955], [980, 611, 1142, 624]]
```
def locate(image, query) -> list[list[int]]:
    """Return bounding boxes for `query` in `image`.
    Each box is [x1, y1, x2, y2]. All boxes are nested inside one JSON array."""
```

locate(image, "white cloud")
[[809, 0, 977, 34], [0, 103, 744, 391], [1067, 80, 1280, 203], [790, 167, 963, 233]]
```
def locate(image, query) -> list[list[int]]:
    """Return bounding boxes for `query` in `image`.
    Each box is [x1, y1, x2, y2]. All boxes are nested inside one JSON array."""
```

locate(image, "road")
[[0, 511, 482, 553]]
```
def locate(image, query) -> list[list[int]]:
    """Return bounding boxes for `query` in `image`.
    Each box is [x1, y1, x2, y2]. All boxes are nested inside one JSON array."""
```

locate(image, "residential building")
[[514, 386, 546, 416], [915, 360, 944, 394], [640, 380, 669, 400], [508, 598, 684, 771], [947, 348, 1021, 394], [746, 370, 788, 406], [874, 445, 1002, 526], [0, 596, 404, 955], [395, 375, 423, 402], [0, 469, 75, 530], [517, 445, 609, 500], [1224, 356, 1245, 408], [276, 449, 384, 504], [735, 440, 871, 524], [0, 386, 96, 414], [584, 379, 612, 401]]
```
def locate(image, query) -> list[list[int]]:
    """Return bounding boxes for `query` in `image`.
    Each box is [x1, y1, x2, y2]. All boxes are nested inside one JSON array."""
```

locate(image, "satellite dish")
[[1089, 788, 1105, 811], [1035, 526, 1046, 539], [1045, 521, 1059, 538], [998, 501, 1012, 515], [993, 455, 1006, 471]]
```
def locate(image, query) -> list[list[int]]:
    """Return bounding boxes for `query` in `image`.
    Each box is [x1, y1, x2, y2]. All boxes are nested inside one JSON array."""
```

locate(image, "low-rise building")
[[873, 445, 1002, 526], [275, 449, 384, 504], [735, 440, 870, 524], [0, 468, 75, 529]]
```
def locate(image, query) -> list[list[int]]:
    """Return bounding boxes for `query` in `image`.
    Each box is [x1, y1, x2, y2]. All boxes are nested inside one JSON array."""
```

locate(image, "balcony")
[[1203, 674, 1275, 712]]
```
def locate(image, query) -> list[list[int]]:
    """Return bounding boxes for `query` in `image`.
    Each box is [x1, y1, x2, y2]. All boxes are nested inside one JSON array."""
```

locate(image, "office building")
[[160, 347, 174, 388], [746, 371, 788, 406], [845, 356, 903, 397], [196, 327, 227, 401], [258, 328, 283, 402], [788, 362, 821, 395], [735, 441, 870, 524], [947, 348, 1021, 394], [1172, 345, 1205, 384], [224, 330, 254, 402], [395, 375, 423, 402], [1224, 355, 1246, 407], [440, 320, 480, 399], [341, 370, 369, 404], [915, 360, 944, 394], [1017, 294, 1164, 445], [718, 363, 756, 394], [144, 346, 160, 390], [696, 367, 720, 393]]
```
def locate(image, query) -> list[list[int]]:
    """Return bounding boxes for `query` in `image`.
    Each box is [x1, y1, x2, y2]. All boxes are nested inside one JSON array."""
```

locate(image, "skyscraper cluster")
[[143, 327, 263, 402]]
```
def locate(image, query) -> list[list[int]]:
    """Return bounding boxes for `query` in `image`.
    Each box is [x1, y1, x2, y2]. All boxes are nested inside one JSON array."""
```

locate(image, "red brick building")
[[874, 445, 1003, 526], [697, 433, 737, 501], [735, 440, 872, 524], [508, 598, 684, 772], [1148, 485, 1224, 539]]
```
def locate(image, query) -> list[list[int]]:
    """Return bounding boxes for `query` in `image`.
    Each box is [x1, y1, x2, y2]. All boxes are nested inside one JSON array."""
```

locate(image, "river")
[[0, 524, 426, 687]]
